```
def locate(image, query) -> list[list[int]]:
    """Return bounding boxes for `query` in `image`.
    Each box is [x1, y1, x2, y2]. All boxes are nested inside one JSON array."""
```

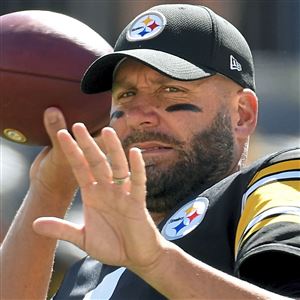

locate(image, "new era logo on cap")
[[230, 55, 242, 71]]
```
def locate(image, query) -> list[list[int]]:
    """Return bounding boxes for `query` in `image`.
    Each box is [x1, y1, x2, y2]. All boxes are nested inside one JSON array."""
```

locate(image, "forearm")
[[0, 185, 76, 300], [134, 242, 290, 300]]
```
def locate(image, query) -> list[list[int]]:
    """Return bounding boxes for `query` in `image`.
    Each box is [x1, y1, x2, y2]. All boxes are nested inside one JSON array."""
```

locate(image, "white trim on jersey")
[[83, 267, 126, 300], [242, 206, 300, 237], [241, 170, 300, 212]]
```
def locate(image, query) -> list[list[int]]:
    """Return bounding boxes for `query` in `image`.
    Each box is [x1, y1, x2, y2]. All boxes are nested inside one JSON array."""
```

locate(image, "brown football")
[[0, 10, 113, 145]]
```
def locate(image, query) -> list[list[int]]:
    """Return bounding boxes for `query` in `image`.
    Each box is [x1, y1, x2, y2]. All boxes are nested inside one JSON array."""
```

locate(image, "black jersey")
[[53, 148, 300, 299]]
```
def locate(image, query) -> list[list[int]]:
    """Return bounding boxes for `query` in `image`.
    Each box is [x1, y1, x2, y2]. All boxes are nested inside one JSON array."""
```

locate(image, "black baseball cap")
[[81, 4, 255, 94]]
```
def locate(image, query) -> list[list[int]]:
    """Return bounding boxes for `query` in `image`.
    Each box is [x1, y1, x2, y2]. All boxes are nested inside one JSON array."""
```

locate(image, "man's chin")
[[145, 163, 174, 181], [144, 155, 177, 170]]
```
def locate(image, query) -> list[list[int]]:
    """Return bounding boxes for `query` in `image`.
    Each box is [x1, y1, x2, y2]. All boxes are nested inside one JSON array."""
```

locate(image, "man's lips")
[[129, 142, 173, 154]]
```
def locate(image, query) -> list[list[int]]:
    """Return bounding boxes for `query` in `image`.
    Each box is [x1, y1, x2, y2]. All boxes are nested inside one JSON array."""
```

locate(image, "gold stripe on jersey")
[[248, 159, 300, 187], [235, 180, 300, 257], [238, 214, 300, 251]]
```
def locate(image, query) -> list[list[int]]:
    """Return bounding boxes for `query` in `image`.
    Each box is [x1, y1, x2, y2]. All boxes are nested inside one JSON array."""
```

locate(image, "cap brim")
[[81, 49, 216, 94]]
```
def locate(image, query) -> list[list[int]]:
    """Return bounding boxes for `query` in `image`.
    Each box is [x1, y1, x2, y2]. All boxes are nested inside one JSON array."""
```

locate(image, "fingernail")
[[47, 109, 59, 124]]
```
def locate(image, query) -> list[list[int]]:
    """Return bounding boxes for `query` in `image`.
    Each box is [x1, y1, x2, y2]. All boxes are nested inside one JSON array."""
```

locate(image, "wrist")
[[28, 178, 77, 214], [131, 238, 178, 281]]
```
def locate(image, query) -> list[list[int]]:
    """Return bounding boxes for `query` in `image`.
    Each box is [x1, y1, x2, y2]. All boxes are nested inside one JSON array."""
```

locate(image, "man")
[[1, 4, 299, 300]]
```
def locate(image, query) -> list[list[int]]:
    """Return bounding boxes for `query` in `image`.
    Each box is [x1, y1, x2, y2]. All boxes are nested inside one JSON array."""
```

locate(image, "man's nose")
[[125, 101, 160, 129]]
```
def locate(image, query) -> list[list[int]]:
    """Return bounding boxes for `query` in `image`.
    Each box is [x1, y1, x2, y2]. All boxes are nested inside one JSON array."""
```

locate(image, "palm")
[[34, 124, 163, 271], [83, 202, 127, 266], [81, 177, 160, 268]]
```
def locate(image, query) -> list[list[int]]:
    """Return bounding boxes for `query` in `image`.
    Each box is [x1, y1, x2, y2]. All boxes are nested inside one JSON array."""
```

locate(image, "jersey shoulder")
[[234, 147, 300, 296]]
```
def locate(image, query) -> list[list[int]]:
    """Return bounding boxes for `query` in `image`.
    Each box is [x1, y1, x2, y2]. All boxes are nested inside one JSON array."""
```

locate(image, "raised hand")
[[1, 108, 79, 300], [33, 123, 166, 271]]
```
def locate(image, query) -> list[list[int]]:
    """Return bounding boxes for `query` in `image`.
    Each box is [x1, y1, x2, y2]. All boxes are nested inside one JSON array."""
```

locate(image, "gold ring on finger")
[[112, 172, 130, 185]]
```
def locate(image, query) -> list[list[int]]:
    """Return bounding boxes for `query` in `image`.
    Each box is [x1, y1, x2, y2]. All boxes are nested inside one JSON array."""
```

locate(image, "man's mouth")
[[131, 142, 173, 155]]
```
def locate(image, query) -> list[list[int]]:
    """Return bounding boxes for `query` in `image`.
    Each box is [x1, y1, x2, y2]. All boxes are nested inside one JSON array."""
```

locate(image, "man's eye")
[[119, 91, 135, 99], [165, 87, 180, 93]]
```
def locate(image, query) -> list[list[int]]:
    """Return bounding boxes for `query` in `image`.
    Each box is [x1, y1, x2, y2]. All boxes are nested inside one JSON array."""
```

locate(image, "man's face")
[[110, 59, 241, 213]]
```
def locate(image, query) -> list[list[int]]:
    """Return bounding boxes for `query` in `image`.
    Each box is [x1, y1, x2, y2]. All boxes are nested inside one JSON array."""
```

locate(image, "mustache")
[[122, 130, 183, 151]]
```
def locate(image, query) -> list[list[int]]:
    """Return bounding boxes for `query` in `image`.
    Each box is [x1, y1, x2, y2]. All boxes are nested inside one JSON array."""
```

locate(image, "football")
[[0, 10, 113, 145]]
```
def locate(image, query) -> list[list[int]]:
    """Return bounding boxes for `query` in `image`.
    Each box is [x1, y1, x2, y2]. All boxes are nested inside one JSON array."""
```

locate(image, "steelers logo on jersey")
[[161, 197, 209, 240]]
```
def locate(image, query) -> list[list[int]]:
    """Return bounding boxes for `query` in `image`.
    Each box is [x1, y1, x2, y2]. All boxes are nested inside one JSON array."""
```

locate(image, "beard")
[[122, 108, 235, 213]]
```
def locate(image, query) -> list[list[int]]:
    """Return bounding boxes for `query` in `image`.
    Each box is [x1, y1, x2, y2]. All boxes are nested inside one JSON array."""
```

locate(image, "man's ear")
[[235, 89, 258, 138]]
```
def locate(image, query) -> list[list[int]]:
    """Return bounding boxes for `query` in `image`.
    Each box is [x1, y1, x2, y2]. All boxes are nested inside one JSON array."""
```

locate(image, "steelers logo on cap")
[[126, 11, 166, 41], [161, 197, 209, 241]]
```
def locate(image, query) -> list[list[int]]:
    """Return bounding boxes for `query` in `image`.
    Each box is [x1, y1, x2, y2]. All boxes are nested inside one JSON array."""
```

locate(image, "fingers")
[[57, 123, 146, 202], [33, 217, 84, 249], [57, 124, 115, 188], [57, 128, 98, 188], [101, 127, 130, 181], [129, 148, 147, 203], [72, 124, 113, 182], [100, 129, 146, 199]]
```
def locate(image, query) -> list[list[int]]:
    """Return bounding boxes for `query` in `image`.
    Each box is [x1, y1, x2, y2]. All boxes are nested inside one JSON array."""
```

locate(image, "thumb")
[[44, 107, 68, 148], [33, 217, 84, 249]]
